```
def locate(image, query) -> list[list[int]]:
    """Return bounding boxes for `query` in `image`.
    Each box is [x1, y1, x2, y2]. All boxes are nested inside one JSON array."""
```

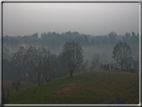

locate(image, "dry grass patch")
[[3, 79, 34, 91]]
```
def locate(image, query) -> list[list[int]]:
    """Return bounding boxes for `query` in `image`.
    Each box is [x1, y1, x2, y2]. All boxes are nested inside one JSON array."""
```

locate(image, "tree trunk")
[[45, 73, 49, 82], [38, 82, 40, 86], [23, 72, 26, 81], [37, 70, 41, 86], [45, 76, 48, 82], [49, 71, 51, 81], [41, 72, 45, 84], [34, 71, 37, 82], [70, 72, 73, 78], [120, 62, 123, 71]]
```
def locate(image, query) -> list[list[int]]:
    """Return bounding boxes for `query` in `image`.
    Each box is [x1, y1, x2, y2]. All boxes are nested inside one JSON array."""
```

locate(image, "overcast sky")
[[3, 3, 139, 37]]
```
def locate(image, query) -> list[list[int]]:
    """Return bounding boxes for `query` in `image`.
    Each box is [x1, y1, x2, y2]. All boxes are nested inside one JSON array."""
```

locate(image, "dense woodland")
[[3, 31, 139, 86]]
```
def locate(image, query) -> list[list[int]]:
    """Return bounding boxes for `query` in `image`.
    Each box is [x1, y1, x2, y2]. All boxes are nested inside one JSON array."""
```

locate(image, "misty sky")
[[3, 3, 139, 37]]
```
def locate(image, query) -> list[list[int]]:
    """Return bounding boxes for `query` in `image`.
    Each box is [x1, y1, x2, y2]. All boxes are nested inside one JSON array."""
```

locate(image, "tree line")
[[3, 31, 139, 55], [3, 31, 139, 87]]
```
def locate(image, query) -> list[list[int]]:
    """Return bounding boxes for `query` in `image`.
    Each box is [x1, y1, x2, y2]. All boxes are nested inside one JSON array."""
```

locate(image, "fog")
[[3, 3, 139, 37], [2, 3, 139, 103], [2, 2, 140, 77], [3, 31, 139, 64]]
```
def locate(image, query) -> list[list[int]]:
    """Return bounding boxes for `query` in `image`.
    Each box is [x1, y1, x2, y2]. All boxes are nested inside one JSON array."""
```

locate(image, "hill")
[[8, 71, 139, 104]]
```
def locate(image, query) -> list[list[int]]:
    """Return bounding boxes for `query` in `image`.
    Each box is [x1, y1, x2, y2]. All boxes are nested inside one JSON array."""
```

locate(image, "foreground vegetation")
[[8, 71, 139, 104]]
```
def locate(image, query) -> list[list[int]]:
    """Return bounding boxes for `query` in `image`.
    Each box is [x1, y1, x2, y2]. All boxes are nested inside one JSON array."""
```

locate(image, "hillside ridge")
[[8, 71, 139, 104]]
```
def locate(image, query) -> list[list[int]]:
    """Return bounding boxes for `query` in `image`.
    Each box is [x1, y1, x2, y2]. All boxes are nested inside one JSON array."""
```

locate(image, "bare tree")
[[112, 42, 132, 71], [11, 45, 27, 81], [34, 47, 49, 86], [22, 46, 38, 82], [35, 48, 56, 86], [22, 46, 48, 84], [43, 51, 56, 82], [61, 41, 84, 78]]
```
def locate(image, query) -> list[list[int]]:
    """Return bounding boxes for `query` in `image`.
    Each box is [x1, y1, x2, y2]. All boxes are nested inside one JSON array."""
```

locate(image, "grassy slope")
[[9, 71, 139, 104]]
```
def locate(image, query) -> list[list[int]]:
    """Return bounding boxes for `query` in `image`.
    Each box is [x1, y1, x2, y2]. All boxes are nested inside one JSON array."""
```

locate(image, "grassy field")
[[8, 71, 139, 104]]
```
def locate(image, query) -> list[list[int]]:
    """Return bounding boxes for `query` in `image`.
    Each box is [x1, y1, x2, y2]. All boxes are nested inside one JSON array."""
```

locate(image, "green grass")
[[9, 71, 139, 104]]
